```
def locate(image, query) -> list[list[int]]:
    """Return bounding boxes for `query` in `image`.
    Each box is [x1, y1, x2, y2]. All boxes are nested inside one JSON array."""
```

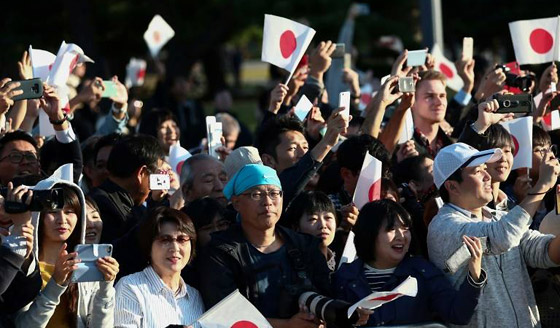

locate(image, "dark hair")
[[281, 191, 336, 229], [438, 169, 464, 203], [85, 195, 100, 215], [81, 135, 102, 168], [137, 207, 197, 264], [39, 185, 83, 253], [255, 115, 304, 159], [462, 124, 513, 151], [393, 155, 431, 185], [353, 200, 414, 263], [107, 134, 164, 178], [182, 197, 228, 231], [337, 134, 391, 178], [93, 133, 123, 166], [381, 177, 400, 201], [533, 124, 551, 148], [0, 131, 38, 156], [138, 108, 179, 139]]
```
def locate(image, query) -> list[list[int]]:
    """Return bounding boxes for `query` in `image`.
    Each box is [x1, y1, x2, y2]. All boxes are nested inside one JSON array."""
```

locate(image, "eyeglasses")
[[241, 189, 283, 201], [155, 235, 191, 247], [534, 144, 558, 157], [199, 219, 231, 232], [0, 151, 38, 164]]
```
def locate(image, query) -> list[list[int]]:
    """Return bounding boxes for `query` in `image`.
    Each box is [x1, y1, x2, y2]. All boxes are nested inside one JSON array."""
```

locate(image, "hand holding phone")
[[331, 43, 345, 58], [7, 78, 43, 101]]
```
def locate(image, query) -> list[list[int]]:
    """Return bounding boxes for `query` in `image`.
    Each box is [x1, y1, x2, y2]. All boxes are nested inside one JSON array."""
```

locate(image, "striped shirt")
[[363, 263, 395, 292], [115, 266, 205, 328]]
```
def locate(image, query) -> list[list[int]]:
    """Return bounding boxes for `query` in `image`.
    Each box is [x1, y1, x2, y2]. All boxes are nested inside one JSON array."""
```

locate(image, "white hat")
[[433, 143, 502, 189], [224, 146, 263, 178]]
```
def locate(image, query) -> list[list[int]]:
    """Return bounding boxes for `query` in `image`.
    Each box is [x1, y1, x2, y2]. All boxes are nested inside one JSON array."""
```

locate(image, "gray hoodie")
[[428, 203, 557, 328]]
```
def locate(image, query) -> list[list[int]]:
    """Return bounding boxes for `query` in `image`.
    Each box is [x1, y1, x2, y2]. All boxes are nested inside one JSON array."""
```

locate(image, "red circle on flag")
[[439, 63, 454, 79], [368, 180, 381, 202], [512, 135, 519, 157], [231, 321, 258, 328], [153, 31, 161, 44], [529, 28, 554, 54], [279, 30, 297, 59], [176, 160, 186, 175]]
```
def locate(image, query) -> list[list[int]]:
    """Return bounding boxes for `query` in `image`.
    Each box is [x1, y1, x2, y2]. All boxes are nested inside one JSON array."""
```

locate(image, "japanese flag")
[[338, 230, 357, 269], [398, 109, 414, 144], [431, 43, 463, 92], [125, 58, 147, 88], [169, 143, 192, 177], [144, 15, 175, 58], [196, 289, 272, 328], [47, 41, 94, 88], [262, 14, 316, 81], [352, 153, 382, 210], [29, 45, 56, 82], [509, 16, 560, 65], [500, 117, 533, 169], [347, 276, 418, 318], [542, 110, 560, 131]]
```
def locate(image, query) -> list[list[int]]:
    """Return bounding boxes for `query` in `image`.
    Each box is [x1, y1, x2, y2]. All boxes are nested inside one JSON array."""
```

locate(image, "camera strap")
[[286, 244, 314, 291]]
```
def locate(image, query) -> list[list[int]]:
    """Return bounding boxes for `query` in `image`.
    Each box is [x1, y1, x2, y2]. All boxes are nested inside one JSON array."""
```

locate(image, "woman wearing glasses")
[[114, 207, 204, 328]]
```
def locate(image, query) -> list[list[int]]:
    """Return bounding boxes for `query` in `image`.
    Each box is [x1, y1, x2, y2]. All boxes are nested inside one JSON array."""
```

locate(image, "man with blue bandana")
[[198, 164, 330, 328]]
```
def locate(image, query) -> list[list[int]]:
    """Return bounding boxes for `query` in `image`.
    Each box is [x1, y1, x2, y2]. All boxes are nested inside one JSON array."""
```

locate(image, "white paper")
[[407, 49, 427, 67], [294, 95, 313, 121], [339, 91, 351, 120], [337, 231, 356, 269], [397, 109, 414, 144], [347, 276, 418, 318], [144, 15, 175, 58]]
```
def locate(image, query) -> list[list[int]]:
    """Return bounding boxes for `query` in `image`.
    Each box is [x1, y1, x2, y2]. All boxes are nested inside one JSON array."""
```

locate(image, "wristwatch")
[[49, 113, 68, 125]]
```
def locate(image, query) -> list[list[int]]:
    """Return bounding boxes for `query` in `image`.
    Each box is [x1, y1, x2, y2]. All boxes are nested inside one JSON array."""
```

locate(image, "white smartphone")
[[149, 174, 170, 190], [339, 91, 351, 121], [71, 244, 113, 283], [407, 49, 428, 67], [208, 122, 223, 159], [463, 37, 473, 60]]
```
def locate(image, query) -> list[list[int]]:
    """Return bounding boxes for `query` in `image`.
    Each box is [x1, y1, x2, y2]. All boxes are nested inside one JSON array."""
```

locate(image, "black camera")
[[299, 292, 360, 328], [0, 175, 64, 213], [495, 65, 535, 93], [492, 93, 533, 113]]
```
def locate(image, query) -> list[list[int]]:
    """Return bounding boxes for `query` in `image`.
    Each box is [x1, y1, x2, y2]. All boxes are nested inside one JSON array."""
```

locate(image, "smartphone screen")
[[150, 174, 171, 190], [101, 81, 118, 98]]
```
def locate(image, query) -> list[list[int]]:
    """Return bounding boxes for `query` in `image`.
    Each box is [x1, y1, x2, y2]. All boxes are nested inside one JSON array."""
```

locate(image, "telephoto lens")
[[298, 292, 360, 328]]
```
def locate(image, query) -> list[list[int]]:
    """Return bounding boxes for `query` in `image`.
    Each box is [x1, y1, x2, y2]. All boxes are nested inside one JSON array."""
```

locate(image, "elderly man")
[[198, 164, 330, 328], [428, 139, 560, 328], [180, 154, 228, 206]]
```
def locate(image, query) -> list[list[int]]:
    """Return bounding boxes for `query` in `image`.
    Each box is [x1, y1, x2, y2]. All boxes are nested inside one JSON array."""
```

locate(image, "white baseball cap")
[[433, 142, 503, 189]]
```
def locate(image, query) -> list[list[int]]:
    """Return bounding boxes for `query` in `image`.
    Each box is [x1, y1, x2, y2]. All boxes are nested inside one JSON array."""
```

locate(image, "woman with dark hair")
[[283, 191, 337, 270], [182, 197, 230, 247], [115, 207, 204, 327], [16, 182, 118, 328], [138, 108, 181, 155], [333, 200, 486, 326]]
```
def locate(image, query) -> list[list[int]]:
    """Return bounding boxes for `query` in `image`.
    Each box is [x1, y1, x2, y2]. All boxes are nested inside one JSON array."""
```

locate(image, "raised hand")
[[268, 83, 289, 114], [18, 51, 33, 80], [0, 78, 23, 114], [96, 256, 120, 282], [309, 41, 336, 80], [53, 243, 80, 286], [464, 236, 483, 282]]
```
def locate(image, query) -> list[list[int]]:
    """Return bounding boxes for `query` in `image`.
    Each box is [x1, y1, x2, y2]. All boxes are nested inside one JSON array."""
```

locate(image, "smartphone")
[[150, 174, 171, 190], [407, 49, 428, 67], [101, 81, 118, 98], [463, 37, 474, 60], [339, 91, 351, 120], [331, 43, 345, 58], [208, 122, 223, 159], [445, 237, 488, 274], [494, 94, 533, 113], [71, 244, 113, 283], [343, 53, 352, 69], [397, 77, 415, 93], [9, 78, 43, 101]]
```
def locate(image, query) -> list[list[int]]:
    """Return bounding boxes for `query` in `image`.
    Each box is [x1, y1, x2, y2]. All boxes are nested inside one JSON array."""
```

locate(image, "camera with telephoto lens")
[[0, 175, 65, 213], [299, 292, 360, 328], [495, 64, 535, 93]]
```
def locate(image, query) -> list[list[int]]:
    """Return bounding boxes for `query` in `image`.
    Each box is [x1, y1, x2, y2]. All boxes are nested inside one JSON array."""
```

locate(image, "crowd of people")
[[2, 5, 560, 328]]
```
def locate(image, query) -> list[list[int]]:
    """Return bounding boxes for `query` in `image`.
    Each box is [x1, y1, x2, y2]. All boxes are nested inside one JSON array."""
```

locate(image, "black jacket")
[[0, 251, 42, 316], [197, 224, 331, 318]]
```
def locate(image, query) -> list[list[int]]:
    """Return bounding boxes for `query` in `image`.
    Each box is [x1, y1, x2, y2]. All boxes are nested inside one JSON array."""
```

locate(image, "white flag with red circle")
[[500, 117, 533, 169], [29, 46, 56, 82], [125, 58, 147, 88], [509, 16, 560, 65], [431, 43, 463, 92], [196, 289, 272, 328], [144, 15, 175, 58], [261, 14, 316, 81], [47, 41, 94, 88], [542, 109, 560, 131], [169, 143, 192, 177], [353, 153, 382, 210]]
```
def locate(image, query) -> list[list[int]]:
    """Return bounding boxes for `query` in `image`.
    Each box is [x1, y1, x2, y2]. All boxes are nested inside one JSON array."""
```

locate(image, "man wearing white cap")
[[428, 139, 560, 327]]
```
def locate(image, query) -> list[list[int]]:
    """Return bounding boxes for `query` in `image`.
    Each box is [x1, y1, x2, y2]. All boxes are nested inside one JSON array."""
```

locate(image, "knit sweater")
[[428, 204, 558, 328]]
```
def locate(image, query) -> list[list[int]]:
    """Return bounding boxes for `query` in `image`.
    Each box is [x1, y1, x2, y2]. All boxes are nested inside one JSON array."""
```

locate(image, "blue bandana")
[[223, 164, 282, 200]]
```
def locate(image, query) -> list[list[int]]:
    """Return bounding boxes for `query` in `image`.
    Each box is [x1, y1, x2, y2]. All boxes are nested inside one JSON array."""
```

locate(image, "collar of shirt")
[[144, 265, 189, 299], [413, 127, 446, 158], [446, 203, 495, 221]]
